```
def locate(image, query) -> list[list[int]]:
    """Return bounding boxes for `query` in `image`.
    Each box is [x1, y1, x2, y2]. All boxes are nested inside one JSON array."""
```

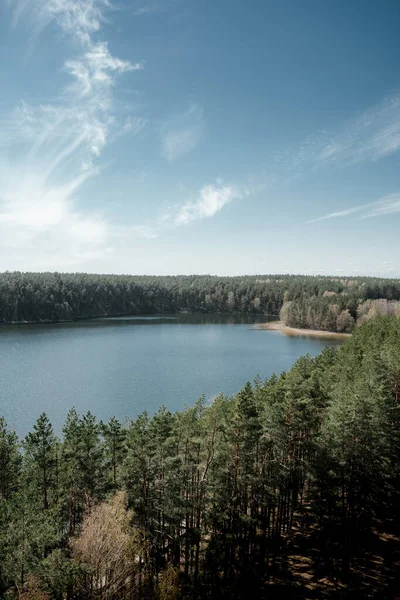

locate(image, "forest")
[[1, 271, 400, 333], [1, 316, 400, 599]]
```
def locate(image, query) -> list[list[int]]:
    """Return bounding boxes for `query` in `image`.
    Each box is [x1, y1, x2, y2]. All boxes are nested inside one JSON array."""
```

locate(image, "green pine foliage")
[[1, 317, 400, 597], [1, 272, 400, 332]]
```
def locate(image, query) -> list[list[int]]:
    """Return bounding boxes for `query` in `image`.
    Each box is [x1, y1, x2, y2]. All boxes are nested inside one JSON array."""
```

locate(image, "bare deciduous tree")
[[72, 492, 142, 600]]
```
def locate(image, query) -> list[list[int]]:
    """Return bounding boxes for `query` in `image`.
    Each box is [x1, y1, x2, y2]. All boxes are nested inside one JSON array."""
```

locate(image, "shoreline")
[[255, 320, 352, 339]]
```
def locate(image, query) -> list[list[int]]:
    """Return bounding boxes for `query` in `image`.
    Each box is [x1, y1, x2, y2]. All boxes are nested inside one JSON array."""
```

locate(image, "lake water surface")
[[0, 314, 343, 436]]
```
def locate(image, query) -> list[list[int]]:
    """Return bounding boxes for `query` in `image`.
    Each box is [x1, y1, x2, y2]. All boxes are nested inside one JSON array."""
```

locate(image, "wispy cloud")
[[8, 0, 108, 45], [65, 42, 143, 102], [1, 0, 143, 269], [132, 3, 160, 17], [161, 104, 204, 162], [361, 194, 400, 218], [130, 181, 240, 239], [0, 161, 112, 269], [317, 95, 400, 167], [308, 193, 400, 224], [307, 205, 368, 224], [172, 182, 239, 226], [268, 93, 400, 182]]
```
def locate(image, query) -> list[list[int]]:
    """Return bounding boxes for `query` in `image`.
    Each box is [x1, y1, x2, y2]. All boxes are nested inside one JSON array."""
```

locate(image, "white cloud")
[[123, 116, 148, 134], [0, 164, 111, 268], [316, 95, 400, 167], [8, 0, 108, 45], [65, 42, 143, 100], [3, 3, 237, 267], [266, 93, 400, 184], [133, 3, 160, 16], [161, 104, 204, 161], [362, 194, 400, 218], [129, 181, 241, 240], [2, 0, 143, 269], [173, 183, 239, 226], [309, 193, 400, 224], [307, 205, 368, 224]]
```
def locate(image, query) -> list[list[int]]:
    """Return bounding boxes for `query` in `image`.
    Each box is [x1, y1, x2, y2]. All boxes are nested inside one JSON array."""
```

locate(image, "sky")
[[1, 0, 400, 276]]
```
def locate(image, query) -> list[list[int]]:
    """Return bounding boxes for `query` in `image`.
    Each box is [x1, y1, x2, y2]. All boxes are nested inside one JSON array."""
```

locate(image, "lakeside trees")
[[1, 272, 400, 330], [280, 297, 400, 333], [1, 317, 400, 597]]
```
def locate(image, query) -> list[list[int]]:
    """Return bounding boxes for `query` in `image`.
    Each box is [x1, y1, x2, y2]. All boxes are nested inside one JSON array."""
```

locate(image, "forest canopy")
[[1, 317, 400, 598], [1, 271, 400, 333]]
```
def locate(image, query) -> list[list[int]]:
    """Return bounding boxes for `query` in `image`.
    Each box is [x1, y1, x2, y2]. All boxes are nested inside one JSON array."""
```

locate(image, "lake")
[[0, 314, 343, 436]]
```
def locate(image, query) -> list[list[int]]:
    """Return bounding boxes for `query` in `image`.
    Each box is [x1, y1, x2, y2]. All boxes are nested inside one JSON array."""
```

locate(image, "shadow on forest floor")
[[262, 523, 400, 599]]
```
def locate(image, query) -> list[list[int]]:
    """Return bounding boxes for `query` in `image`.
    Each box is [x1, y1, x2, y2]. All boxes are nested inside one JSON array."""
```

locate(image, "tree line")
[[1, 271, 400, 330], [280, 295, 400, 333], [1, 317, 400, 598]]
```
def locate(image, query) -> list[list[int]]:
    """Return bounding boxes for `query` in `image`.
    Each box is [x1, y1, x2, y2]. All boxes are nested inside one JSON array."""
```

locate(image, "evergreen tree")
[[24, 414, 57, 511], [102, 417, 126, 492], [0, 417, 21, 500], [2, 317, 400, 597]]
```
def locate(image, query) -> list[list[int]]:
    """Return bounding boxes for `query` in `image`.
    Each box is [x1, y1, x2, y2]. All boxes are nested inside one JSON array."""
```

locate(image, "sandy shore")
[[255, 321, 351, 339]]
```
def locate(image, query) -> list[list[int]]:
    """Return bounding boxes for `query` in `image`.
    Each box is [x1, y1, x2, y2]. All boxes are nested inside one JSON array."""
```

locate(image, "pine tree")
[[101, 417, 126, 492], [60, 409, 104, 534], [0, 418, 21, 502], [24, 414, 57, 511]]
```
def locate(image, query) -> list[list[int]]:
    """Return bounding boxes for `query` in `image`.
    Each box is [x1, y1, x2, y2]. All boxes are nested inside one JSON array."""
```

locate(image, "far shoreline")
[[255, 320, 352, 339]]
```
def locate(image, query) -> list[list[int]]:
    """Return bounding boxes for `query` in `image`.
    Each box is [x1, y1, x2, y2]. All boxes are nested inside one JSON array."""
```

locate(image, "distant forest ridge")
[[1, 271, 400, 331]]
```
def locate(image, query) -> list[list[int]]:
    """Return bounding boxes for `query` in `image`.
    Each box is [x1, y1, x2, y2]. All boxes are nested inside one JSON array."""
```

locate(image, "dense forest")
[[1, 317, 400, 599], [279, 296, 400, 333], [1, 272, 400, 333]]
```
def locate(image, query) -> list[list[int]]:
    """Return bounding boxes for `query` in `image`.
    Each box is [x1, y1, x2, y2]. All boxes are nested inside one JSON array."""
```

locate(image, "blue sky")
[[1, 0, 400, 276]]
